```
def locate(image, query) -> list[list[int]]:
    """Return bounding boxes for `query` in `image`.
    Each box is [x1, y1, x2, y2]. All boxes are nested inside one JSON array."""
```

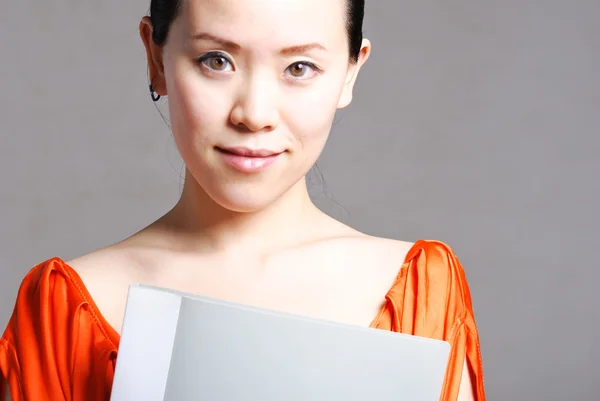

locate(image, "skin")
[[3, 0, 475, 399]]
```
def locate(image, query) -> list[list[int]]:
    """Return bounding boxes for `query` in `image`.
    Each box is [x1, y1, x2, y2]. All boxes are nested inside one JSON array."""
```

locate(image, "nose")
[[229, 74, 280, 132]]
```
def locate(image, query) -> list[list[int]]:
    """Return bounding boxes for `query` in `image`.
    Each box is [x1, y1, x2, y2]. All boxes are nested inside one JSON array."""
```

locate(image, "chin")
[[184, 157, 309, 214], [189, 172, 292, 213], [207, 187, 286, 214]]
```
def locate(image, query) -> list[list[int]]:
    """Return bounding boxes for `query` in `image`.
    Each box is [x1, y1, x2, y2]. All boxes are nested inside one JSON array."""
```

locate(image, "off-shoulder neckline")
[[47, 239, 437, 347]]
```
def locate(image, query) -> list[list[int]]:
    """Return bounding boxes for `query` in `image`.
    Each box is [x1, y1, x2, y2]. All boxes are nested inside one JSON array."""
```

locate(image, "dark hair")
[[150, 0, 365, 63]]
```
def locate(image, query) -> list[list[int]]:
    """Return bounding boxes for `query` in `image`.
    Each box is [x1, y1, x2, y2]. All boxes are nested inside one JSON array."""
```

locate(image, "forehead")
[[178, 0, 347, 47]]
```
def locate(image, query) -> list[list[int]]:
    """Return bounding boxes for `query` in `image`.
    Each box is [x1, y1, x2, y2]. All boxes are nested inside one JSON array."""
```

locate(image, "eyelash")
[[196, 51, 322, 80], [197, 51, 233, 72], [286, 61, 322, 79]]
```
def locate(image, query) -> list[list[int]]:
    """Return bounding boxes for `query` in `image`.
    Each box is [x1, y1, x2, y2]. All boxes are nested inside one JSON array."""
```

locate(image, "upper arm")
[[400, 241, 485, 400], [457, 360, 476, 401], [0, 264, 73, 400], [0, 260, 118, 400]]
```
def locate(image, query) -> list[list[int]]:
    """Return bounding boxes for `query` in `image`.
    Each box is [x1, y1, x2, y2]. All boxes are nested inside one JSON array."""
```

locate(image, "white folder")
[[109, 284, 450, 401]]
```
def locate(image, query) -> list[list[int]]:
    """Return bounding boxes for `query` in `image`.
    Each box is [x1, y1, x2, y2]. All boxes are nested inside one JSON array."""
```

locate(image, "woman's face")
[[143, 0, 369, 212]]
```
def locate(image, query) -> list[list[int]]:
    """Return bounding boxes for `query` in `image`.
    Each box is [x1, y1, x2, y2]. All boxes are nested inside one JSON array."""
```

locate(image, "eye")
[[285, 61, 320, 80], [197, 52, 234, 72]]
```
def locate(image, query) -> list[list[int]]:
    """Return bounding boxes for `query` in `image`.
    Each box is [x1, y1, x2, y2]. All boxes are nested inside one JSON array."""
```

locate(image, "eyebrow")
[[190, 32, 327, 55], [280, 43, 327, 55], [191, 33, 241, 51]]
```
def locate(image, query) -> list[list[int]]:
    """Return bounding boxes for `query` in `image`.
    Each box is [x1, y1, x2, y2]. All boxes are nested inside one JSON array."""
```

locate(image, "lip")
[[218, 146, 282, 157], [216, 146, 284, 173]]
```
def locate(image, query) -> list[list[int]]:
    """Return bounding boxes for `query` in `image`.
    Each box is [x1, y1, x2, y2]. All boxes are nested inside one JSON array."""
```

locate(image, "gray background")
[[1, 1, 599, 400]]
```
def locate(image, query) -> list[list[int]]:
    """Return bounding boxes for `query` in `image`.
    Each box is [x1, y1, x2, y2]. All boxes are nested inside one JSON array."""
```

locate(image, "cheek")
[[166, 62, 231, 147], [282, 74, 346, 151]]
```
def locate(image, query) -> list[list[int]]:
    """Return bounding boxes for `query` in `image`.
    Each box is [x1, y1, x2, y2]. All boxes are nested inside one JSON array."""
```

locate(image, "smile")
[[215, 146, 284, 173]]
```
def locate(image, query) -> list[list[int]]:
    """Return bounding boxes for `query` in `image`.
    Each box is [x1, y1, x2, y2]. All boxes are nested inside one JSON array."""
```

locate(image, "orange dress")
[[0, 240, 486, 401]]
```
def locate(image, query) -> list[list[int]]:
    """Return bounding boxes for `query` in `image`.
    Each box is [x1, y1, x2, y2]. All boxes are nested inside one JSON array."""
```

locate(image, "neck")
[[158, 170, 325, 254]]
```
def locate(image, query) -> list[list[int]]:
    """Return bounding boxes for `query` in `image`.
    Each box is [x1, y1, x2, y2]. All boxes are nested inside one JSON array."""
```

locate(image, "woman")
[[0, 0, 486, 400]]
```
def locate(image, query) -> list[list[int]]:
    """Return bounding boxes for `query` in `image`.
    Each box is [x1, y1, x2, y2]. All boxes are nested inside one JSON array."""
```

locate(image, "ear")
[[139, 16, 167, 96], [337, 38, 371, 109]]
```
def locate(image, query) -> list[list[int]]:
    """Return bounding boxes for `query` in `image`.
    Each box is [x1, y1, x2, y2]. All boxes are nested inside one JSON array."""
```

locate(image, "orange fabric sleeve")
[[374, 240, 486, 401], [0, 259, 118, 401]]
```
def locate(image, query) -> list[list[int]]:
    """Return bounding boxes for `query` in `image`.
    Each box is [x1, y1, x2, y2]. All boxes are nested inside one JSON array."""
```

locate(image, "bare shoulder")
[[356, 234, 415, 275], [67, 225, 169, 283], [316, 221, 416, 283], [316, 215, 415, 260], [66, 240, 156, 333], [363, 234, 415, 260], [68, 241, 143, 285], [330, 222, 415, 264]]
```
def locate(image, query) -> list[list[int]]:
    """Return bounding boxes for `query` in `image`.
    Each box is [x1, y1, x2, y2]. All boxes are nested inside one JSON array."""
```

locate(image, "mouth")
[[215, 146, 285, 173], [216, 147, 283, 157]]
